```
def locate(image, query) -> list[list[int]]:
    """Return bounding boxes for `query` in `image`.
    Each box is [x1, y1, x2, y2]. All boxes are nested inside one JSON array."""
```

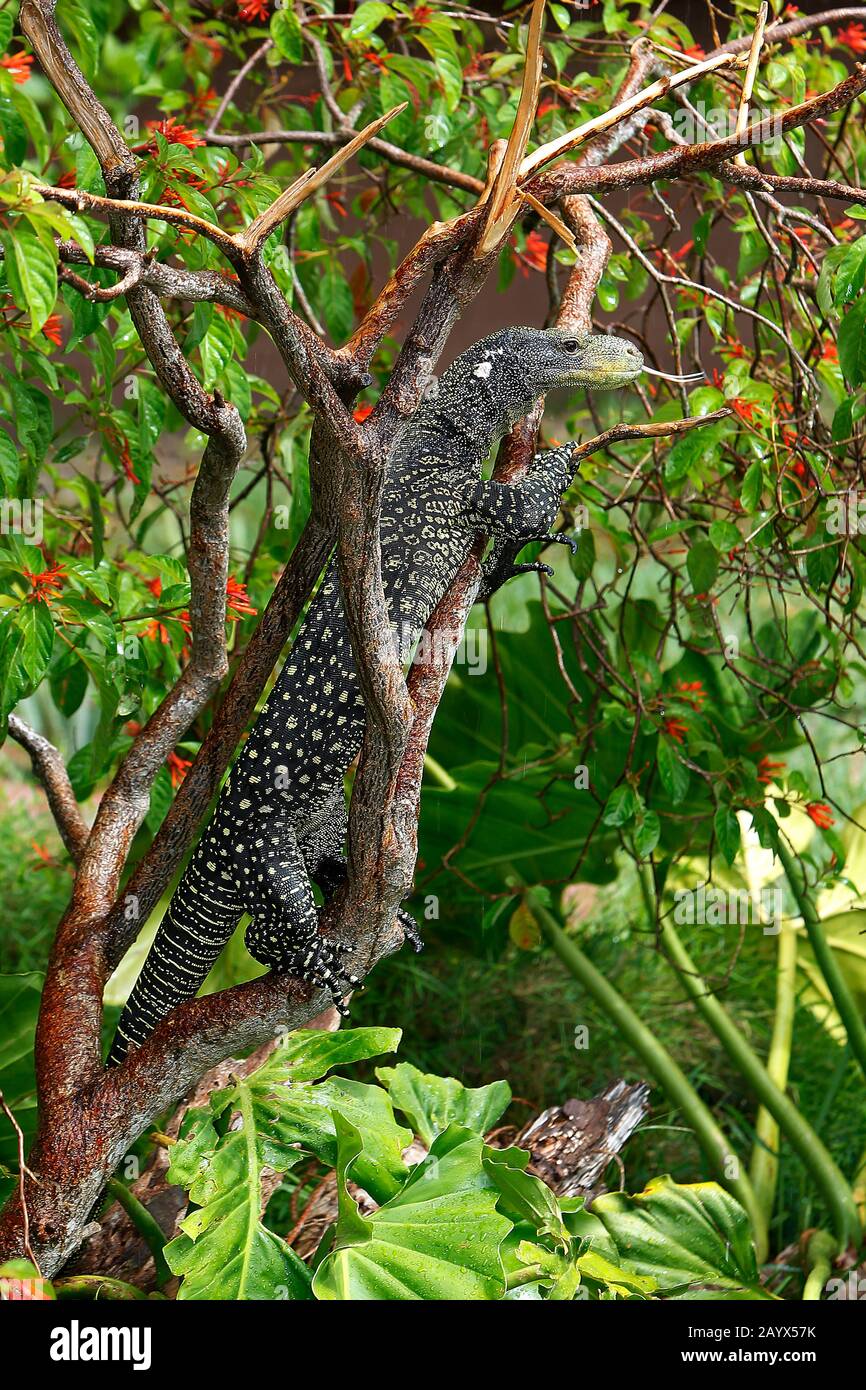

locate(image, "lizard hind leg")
[[241, 819, 359, 1013]]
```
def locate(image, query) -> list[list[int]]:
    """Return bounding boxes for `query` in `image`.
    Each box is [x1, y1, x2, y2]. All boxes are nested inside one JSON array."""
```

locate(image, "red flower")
[[226, 574, 257, 618], [731, 397, 760, 424], [56, 170, 78, 188], [167, 750, 193, 789], [32, 840, 53, 865], [663, 717, 688, 745], [42, 313, 62, 347], [145, 117, 204, 150], [836, 22, 866, 53], [239, 0, 269, 20], [821, 340, 839, 363], [757, 756, 786, 785], [145, 576, 162, 599], [325, 190, 348, 218], [675, 679, 705, 710], [144, 619, 170, 644], [806, 802, 834, 829], [22, 561, 65, 604], [120, 440, 140, 486], [412, 5, 433, 21], [364, 50, 389, 71], [1, 52, 34, 84], [512, 229, 548, 277]]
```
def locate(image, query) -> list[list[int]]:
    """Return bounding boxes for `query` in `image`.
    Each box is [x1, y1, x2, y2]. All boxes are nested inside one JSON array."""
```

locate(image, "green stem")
[[777, 840, 866, 1089], [535, 902, 767, 1257], [660, 917, 861, 1253], [853, 1141, 866, 1226], [106, 1177, 170, 1289], [54, 1275, 157, 1300], [749, 923, 798, 1228], [506, 1264, 545, 1290], [802, 1229, 836, 1302]]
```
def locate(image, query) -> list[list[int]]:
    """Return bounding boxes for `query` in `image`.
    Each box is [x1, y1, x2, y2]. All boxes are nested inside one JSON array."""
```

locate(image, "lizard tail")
[[107, 850, 243, 1067]]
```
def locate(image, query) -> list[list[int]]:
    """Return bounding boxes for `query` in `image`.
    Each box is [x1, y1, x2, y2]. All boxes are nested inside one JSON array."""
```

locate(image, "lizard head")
[[520, 327, 644, 391]]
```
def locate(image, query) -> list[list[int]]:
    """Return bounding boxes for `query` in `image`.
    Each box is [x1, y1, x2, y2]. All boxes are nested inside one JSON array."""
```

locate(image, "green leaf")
[[0, 430, 18, 494], [740, 460, 763, 512], [16, 600, 54, 687], [0, 88, 26, 167], [313, 1120, 512, 1300], [657, 737, 689, 805], [708, 520, 740, 551], [569, 526, 595, 581], [164, 1099, 312, 1301], [686, 540, 719, 593], [0, 973, 41, 1204], [603, 783, 639, 827], [714, 804, 741, 866], [839, 296, 866, 387], [484, 1145, 569, 1249], [345, 1, 394, 40], [1, 230, 57, 332], [212, 1028, 410, 1204], [416, 23, 463, 111], [270, 9, 304, 64], [634, 809, 661, 858], [376, 1062, 511, 1146], [664, 422, 723, 484], [317, 259, 354, 344], [0, 12, 13, 54], [593, 1176, 774, 1299]]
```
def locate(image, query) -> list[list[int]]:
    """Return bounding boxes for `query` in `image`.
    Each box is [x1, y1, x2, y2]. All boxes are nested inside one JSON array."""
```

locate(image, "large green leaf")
[[0, 974, 41, 1204], [1, 228, 57, 332], [839, 295, 866, 387], [313, 1120, 512, 1301], [376, 1061, 510, 1145], [164, 1106, 311, 1302], [592, 1176, 774, 1299], [211, 1027, 408, 1202], [165, 1028, 406, 1298]]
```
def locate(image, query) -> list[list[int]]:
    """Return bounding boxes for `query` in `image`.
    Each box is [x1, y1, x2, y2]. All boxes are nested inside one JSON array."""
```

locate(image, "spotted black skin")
[[109, 327, 643, 1064]]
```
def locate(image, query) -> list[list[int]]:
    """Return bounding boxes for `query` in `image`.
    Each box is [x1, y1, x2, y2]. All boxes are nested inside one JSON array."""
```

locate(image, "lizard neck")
[[391, 330, 538, 474]]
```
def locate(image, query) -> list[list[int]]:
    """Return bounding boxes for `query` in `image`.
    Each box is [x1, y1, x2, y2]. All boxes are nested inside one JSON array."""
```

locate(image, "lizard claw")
[[399, 906, 424, 952], [540, 531, 578, 554]]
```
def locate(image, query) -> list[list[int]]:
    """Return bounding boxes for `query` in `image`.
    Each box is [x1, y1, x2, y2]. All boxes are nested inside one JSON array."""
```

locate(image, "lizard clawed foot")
[[399, 905, 424, 953], [245, 917, 359, 1013], [539, 531, 578, 554]]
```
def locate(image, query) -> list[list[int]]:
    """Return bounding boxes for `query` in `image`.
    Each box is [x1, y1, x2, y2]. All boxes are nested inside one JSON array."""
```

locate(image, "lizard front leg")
[[461, 444, 581, 597], [241, 817, 360, 1014]]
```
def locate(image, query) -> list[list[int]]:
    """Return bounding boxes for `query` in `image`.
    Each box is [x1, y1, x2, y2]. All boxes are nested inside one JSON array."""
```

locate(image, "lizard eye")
[[562, 340, 581, 353]]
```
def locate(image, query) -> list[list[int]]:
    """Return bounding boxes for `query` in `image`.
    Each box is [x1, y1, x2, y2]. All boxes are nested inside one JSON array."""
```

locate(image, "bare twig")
[[7, 715, 89, 864]]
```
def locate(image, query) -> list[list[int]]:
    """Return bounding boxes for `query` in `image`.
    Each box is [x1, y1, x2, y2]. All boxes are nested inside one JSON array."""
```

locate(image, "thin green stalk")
[[106, 1177, 170, 1288], [749, 923, 798, 1227], [534, 902, 767, 1257], [802, 1229, 835, 1302], [54, 1274, 157, 1300], [777, 840, 866, 1089], [660, 917, 860, 1253]]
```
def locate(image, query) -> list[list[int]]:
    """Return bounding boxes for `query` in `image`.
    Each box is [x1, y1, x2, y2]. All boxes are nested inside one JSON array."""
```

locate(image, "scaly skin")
[[109, 327, 643, 1064]]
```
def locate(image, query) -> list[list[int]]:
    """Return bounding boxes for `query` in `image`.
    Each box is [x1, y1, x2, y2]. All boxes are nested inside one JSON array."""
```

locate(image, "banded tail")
[[107, 836, 242, 1066]]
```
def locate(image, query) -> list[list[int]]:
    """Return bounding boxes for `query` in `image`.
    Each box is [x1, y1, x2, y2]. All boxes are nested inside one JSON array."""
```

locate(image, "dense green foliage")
[[2, 0, 866, 1298]]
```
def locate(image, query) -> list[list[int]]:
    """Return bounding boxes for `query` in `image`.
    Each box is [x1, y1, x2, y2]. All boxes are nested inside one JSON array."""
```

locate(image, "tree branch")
[[7, 715, 89, 864]]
